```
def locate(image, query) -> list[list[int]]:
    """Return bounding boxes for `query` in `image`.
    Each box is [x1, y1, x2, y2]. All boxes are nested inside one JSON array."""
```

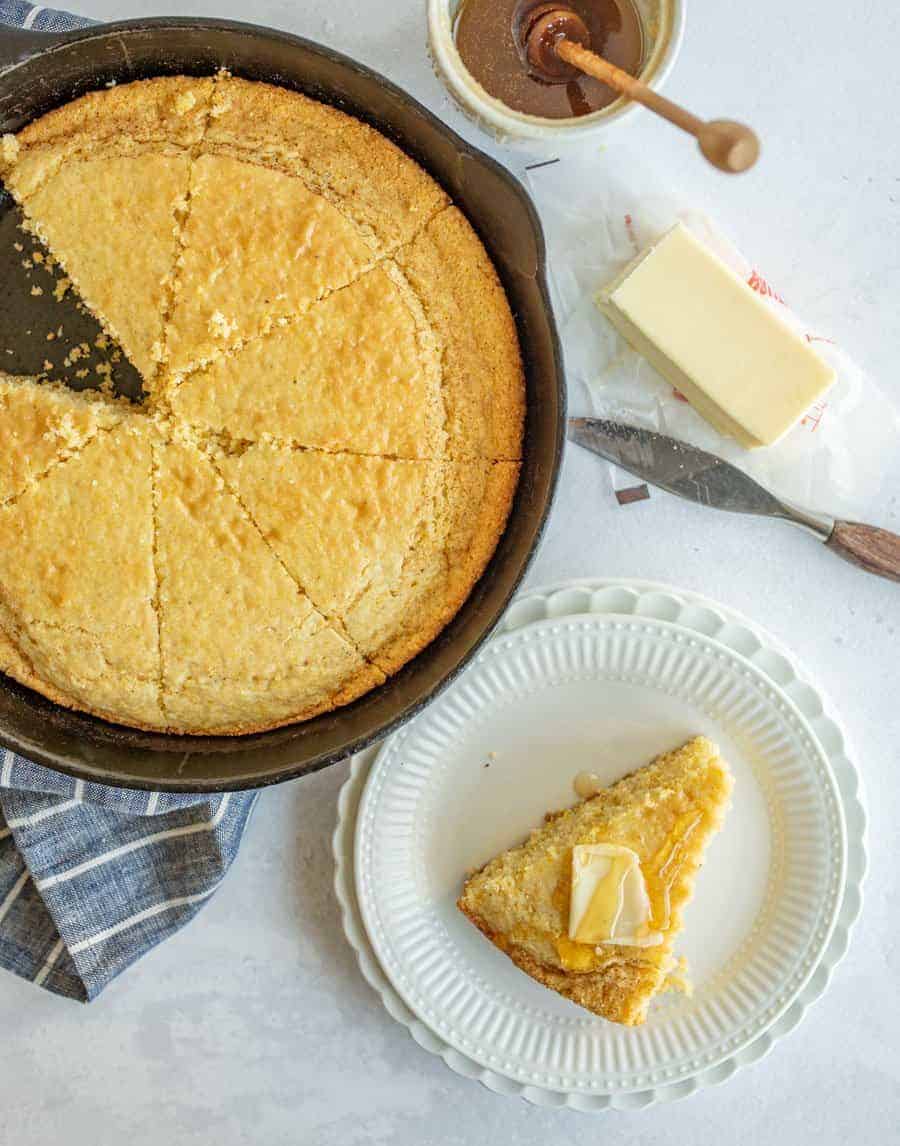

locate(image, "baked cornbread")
[[0, 414, 163, 728], [170, 264, 443, 456], [0, 373, 122, 504], [219, 446, 520, 675], [458, 738, 733, 1025], [153, 438, 385, 734], [396, 208, 524, 459], [163, 152, 379, 375], [0, 77, 214, 381], [0, 75, 525, 733]]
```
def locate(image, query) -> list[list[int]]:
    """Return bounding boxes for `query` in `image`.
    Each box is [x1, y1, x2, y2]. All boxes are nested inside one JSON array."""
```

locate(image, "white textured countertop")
[[1, 1, 898, 1142]]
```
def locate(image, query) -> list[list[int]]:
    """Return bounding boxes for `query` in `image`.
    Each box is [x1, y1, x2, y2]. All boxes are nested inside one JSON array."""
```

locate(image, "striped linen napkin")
[[0, 1, 260, 1000], [1, 0, 87, 30]]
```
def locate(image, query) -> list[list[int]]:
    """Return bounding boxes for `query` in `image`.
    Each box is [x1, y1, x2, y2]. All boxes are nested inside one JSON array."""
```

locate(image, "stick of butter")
[[596, 223, 836, 448]]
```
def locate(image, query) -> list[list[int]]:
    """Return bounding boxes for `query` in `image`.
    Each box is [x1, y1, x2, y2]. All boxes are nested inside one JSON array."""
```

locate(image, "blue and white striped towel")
[[1, 0, 87, 31], [0, 1, 260, 1001]]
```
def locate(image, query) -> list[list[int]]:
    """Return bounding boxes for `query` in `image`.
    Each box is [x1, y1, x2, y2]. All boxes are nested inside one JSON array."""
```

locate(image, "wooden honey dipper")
[[520, 3, 760, 173]]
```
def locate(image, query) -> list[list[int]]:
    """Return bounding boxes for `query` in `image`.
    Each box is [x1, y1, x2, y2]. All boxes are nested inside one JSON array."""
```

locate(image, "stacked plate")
[[334, 580, 865, 1110]]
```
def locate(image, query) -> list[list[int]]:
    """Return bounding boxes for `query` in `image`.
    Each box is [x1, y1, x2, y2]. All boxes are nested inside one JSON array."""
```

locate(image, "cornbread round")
[[0, 76, 525, 734]]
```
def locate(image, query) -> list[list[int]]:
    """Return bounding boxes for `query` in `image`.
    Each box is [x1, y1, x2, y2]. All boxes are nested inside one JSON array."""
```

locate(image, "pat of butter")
[[597, 223, 836, 449], [568, 844, 662, 948]]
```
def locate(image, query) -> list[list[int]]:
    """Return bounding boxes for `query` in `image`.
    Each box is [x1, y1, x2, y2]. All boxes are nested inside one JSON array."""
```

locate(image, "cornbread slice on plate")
[[0, 76, 213, 200], [154, 439, 385, 734], [205, 76, 450, 252], [395, 207, 525, 460], [0, 419, 163, 728], [13, 153, 193, 379], [458, 737, 733, 1026], [170, 265, 444, 458], [162, 153, 378, 376], [0, 373, 122, 504]]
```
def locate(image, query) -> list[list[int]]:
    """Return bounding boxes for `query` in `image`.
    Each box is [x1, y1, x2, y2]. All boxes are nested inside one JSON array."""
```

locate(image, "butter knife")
[[568, 417, 900, 582]]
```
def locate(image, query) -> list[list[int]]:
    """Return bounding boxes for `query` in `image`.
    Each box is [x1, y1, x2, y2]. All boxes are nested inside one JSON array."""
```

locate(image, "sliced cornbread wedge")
[[0, 373, 122, 504], [221, 443, 519, 677], [170, 264, 443, 458], [162, 153, 378, 376], [395, 207, 525, 460], [458, 737, 733, 1025], [1, 78, 215, 381], [204, 75, 450, 251], [0, 418, 163, 728], [13, 153, 193, 379], [153, 438, 384, 734]]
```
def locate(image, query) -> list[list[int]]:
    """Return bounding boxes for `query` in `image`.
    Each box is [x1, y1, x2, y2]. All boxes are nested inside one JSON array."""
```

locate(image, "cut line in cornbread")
[[0, 76, 525, 734]]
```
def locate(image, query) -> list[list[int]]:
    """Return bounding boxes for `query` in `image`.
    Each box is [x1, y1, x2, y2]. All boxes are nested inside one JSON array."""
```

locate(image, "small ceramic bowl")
[[427, 0, 686, 148]]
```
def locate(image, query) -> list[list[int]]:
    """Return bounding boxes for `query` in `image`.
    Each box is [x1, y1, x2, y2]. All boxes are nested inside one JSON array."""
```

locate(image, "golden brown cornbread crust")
[[460, 906, 662, 1026], [458, 739, 733, 1025], [204, 76, 450, 251], [0, 76, 214, 200], [0, 76, 525, 734], [396, 208, 525, 460]]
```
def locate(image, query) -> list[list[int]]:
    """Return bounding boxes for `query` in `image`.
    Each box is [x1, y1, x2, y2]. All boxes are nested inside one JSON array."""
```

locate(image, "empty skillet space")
[[0, 192, 144, 399]]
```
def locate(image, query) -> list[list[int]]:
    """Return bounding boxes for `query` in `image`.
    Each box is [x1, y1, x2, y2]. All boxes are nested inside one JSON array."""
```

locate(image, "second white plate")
[[354, 601, 851, 1098]]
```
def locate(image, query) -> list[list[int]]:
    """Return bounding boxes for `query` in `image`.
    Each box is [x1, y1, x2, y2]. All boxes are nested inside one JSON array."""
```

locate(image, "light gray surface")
[[2, 1, 898, 1141]]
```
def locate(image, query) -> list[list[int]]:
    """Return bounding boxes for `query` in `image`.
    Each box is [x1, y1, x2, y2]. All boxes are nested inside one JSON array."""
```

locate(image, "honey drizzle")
[[644, 812, 703, 932]]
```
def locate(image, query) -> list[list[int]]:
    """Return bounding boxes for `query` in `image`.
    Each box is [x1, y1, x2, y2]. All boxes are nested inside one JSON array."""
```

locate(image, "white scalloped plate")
[[334, 581, 866, 1111]]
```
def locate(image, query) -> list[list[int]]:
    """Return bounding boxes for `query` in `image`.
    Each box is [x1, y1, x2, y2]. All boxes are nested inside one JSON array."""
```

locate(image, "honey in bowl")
[[454, 0, 644, 118]]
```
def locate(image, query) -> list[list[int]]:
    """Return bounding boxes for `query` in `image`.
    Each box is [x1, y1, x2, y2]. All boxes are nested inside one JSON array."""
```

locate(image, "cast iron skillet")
[[0, 17, 565, 792]]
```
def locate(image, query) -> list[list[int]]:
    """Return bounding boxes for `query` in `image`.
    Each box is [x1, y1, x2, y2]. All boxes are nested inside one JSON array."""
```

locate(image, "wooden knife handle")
[[826, 520, 900, 582]]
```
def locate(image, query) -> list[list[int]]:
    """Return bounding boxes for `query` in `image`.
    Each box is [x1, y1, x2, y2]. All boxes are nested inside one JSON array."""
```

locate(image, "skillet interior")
[[0, 18, 565, 791]]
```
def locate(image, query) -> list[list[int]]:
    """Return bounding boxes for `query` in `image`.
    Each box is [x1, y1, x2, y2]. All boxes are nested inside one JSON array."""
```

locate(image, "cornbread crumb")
[[1, 133, 19, 163], [208, 310, 238, 341], [173, 90, 197, 115]]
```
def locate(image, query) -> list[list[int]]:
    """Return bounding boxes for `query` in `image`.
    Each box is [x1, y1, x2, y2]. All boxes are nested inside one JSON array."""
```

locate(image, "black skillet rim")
[[0, 17, 566, 791]]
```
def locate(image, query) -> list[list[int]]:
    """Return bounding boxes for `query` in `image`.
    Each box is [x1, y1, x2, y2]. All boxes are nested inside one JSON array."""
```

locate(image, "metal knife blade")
[[568, 417, 900, 582], [567, 417, 830, 532]]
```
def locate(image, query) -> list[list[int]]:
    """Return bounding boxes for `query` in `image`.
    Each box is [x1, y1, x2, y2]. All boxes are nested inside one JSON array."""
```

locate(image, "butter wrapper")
[[526, 148, 899, 517]]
